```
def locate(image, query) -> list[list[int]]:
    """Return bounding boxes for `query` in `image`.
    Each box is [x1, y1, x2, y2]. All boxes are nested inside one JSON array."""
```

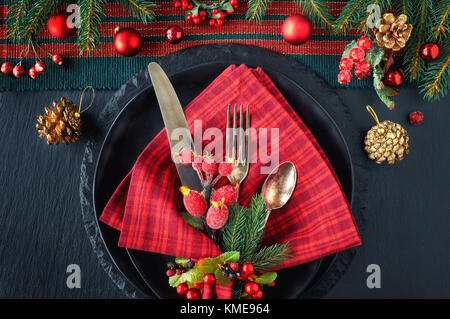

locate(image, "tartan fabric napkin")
[[100, 64, 361, 297]]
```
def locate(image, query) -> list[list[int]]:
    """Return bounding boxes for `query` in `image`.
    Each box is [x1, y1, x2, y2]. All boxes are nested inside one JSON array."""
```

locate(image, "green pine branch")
[[246, 0, 273, 23], [240, 194, 267, 259], [332, 0, 365, 34], [6, 0, 30, 39], [419, 42, 450, 101], [119, 0, 157, 24], [221, 204, 248, 253], [76, 0, 106, 55], [295, 0, 335, 30], [19, 0, 58, 40], [246, 242, 293, 272], [431, 1, 449, 40]]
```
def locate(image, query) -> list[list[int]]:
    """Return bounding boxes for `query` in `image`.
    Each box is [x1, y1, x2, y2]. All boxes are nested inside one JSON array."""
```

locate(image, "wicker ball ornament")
[[364, 106, 409, 164]]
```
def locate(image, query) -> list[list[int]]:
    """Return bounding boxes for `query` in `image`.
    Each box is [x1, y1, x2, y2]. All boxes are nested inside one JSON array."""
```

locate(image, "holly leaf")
[[169, 274, 181, 287], [254, 272, 277, 284], [175, 257, 190, 267], [179, 211, 204, 231], [172, 268, 204, 286], [196, 251, 240, 274], [365, 45, 385, 68], [214, 268, 232, 287], [222, 2, 234, 13]]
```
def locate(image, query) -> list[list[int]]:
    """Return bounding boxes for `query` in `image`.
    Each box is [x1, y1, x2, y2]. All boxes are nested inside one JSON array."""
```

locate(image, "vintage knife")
[[148, 62, 203, 192]]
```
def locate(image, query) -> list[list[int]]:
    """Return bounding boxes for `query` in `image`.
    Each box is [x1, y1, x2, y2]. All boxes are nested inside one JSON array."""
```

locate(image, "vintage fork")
[[225, 104, 251, 193]]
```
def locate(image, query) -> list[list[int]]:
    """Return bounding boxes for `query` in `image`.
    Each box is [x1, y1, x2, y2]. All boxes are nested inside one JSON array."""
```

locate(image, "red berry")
[[176, 269, 182, 275], [35, 61, 47, 73], [209, 19, 216, 26], [409, 111, 423, 125], [29, 67, 40, 79], [215, 19, 224, 28], [186, 14, 192, 21], [356, 36, 373, 52], [337, 70, 352, 85], [349, 47, 365, 63], [236, 273, 248, 280], [218, 12, 227, 19], [244, 282, 259, 295], [193, 17, 200, 24], [166, 269, 175, 277], [180, 186, 207, 216], [211, 185, 238, 206], [268, 281, 276, 287], [12, 65, 25, 78], [199, 10, 207, 17], [229, 262, 239, 272], [203, 273, 216, 285], [177, 148, 193, 165], [218, 161, 233, 176], [52, 54, 64, 65], [233, 4, 239, 9], [177, 283, 189, 295], [339, 57, 353, 71], [206, 201, 229, 229], [252, 290, 263, 299], [230, 0, 238, 5], [201, 157, 217, 174], [241, 263, 254, 275], [193, 282, 204, 290], [186, 288, 201, 299], [187, 3, 193, 9], [1, 62, 13, 74], [354, 60, 371, 79], [212, 9, 219, 14], [174, 1, 181, 8]]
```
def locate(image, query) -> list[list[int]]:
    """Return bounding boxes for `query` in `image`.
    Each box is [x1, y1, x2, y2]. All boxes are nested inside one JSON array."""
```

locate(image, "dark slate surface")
[[0, 86, 449, 298]]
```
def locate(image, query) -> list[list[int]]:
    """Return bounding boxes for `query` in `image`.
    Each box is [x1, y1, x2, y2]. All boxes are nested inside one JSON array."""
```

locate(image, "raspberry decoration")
[[206, 200, 229, 229], [356, 36, 373, 52], [201, 156, 218, 175], [1, 62, 13, 74], [338, 70, 352, 85], [176, 148, 194, 165], [173, 0, 237, 28], [349, 47, 365, 63], [409, 111, 423, 125], [218, 160, 233, 176], [211, 184, 238, 206], [354, 60, 371, 79], [339, 58, 353, 71], [180, 186, 207, 217]]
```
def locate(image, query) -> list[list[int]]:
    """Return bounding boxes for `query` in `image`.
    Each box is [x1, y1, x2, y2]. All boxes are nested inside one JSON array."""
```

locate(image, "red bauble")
[[12, 65, 25, 78], [1, 62, 13, 74], [35, 61, 47, 73], [349, 47, 365, 63], [165, 25, 184, 44], [354, 60, 371, 79], [337, 70, 352, 85], [114, 27, 143, 57], [356, 36, 373, 52], [47, 12, 76, 39], [383, 69, 403, 88], [29, 67, 40, 79], [52, 54, 64, 65], [409, 111, 423, 125], [281, 14, 312, 45], [420, 42, 439, 61]]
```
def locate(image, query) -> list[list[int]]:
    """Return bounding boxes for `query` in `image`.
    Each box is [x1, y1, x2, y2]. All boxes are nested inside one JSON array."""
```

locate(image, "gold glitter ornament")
[[364, 105, 409, 164]]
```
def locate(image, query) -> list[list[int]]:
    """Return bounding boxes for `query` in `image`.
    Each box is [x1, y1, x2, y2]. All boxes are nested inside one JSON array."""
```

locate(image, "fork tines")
[[226, 104, 250, 166]]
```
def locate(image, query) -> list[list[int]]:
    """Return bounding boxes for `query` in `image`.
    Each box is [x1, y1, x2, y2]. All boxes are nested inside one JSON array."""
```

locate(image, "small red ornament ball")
[[383, 69, 403, 88], [338, 70, 352, 85], [52, 54, 64, 65], [281, 14, 312, 45], [409, 111, 423, 125], [186, 288, 201, 299], [356, 36, 373, 52], [114, 27, 143, 57], [203, 273, 216, 285], [165, 25, 184, 44], [35, 61, 47, 73], [47, 12, 76, 39], [349, 47, 365, 63], [420, 42, 440, 61], [339, 58, 353, 71], [354, 60, 371, 79], [12, 65, 25, 78], [244, 282, 259, 295], [29, 67, 40, 79], [1, 62, 13, 74]]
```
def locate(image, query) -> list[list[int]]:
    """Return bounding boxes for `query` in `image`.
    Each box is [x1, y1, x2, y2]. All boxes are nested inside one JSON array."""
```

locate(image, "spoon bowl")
[[261, 161, 297, 210]]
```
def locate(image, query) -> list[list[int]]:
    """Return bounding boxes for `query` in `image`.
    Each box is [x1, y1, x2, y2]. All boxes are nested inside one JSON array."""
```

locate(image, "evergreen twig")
[[6, 0, 29, 39], [431, 1, 449, 40], [76, 0, 106, 54], [19, 0, 57, 40], [246, 0, 273, 23], [246, 242, 293, 272], [119, 0, 157, 23], [295, 0, 335, 30], [332, 0, 365, 34], [419, 43, 450, 101]]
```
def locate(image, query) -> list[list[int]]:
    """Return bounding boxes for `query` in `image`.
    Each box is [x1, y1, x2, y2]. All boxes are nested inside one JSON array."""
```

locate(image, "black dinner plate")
[[94, 61, 353, 298]]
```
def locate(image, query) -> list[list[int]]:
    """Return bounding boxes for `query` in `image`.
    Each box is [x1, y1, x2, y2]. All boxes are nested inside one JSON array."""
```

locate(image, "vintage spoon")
[[261, 161, 297, 223]]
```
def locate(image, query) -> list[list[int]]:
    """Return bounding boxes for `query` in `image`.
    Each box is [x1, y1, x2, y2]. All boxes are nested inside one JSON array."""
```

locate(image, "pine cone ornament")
[[375, 13, 413, 51], [364, 120, 409, 164], [36, 97, 82, 145]]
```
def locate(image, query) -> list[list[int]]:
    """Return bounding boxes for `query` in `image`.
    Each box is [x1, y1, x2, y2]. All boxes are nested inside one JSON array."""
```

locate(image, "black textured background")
[[1, 83, 449, 298]]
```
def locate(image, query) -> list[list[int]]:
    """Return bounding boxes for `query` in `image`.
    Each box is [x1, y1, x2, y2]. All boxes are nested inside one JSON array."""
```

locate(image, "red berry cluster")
[[220, 261, 268, 299], [172, 0, 238, 28], [1, 54, 64, 80], [338, 36, 373, 85]]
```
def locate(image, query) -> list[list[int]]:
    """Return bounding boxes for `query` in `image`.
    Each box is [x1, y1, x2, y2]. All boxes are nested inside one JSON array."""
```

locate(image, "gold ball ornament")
[[364, 106, 409, 164]]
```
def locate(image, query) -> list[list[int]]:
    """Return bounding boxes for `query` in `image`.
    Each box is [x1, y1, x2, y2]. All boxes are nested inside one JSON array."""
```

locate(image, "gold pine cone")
[[364, 120, 409, 164], [375, 13, 413, 51], [36, 97, 82, 145]]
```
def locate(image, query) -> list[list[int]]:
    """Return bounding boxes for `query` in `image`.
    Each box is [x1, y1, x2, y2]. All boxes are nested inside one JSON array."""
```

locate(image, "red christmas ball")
[[47, 12, 76, 39], [420, 42, 439, 61], [52, 54, 64, 65], [29, 67, 40, 79], [337, 70, 352, 85], [356, 36, 373, 52], [281, 14, 312, 45], [354, 60, 371, 79], [383, 69, 403, 88], [12, 65, 25, 78], [1, 62, 13, 74], [165, 25, 184, 44], [409, 111, 423, 125], [114, 27, 143, 57], [349, 47, 365, 63], [35, 61, 47, 73]]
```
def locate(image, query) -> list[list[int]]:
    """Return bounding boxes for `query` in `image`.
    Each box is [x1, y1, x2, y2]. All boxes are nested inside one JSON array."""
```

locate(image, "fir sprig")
[[295, 0, 335, 30], [246, 0, 273, 23], [6, 0, 29, 39], [19, 0, 57, 40], [77, 0, 106, 54], [119, 0, 157, 23], [240, 194, 267, 258], [246, 242, 293, 272], [419, 43, 450, 101], [221, 204, 248, 253], [431, 1, 449, 40], [332, 0, 365, 34]]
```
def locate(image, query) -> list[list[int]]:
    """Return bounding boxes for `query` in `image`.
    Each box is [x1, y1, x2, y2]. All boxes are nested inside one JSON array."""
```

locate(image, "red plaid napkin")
[[100, 65, 361, 297]]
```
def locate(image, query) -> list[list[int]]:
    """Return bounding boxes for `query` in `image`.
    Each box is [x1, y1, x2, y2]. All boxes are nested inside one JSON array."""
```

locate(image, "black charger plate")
[[93, 48, 353, 299]]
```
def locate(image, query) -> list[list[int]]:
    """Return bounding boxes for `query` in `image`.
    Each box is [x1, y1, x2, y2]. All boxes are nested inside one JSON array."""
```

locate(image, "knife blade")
[[148, 62, 203, 192]]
